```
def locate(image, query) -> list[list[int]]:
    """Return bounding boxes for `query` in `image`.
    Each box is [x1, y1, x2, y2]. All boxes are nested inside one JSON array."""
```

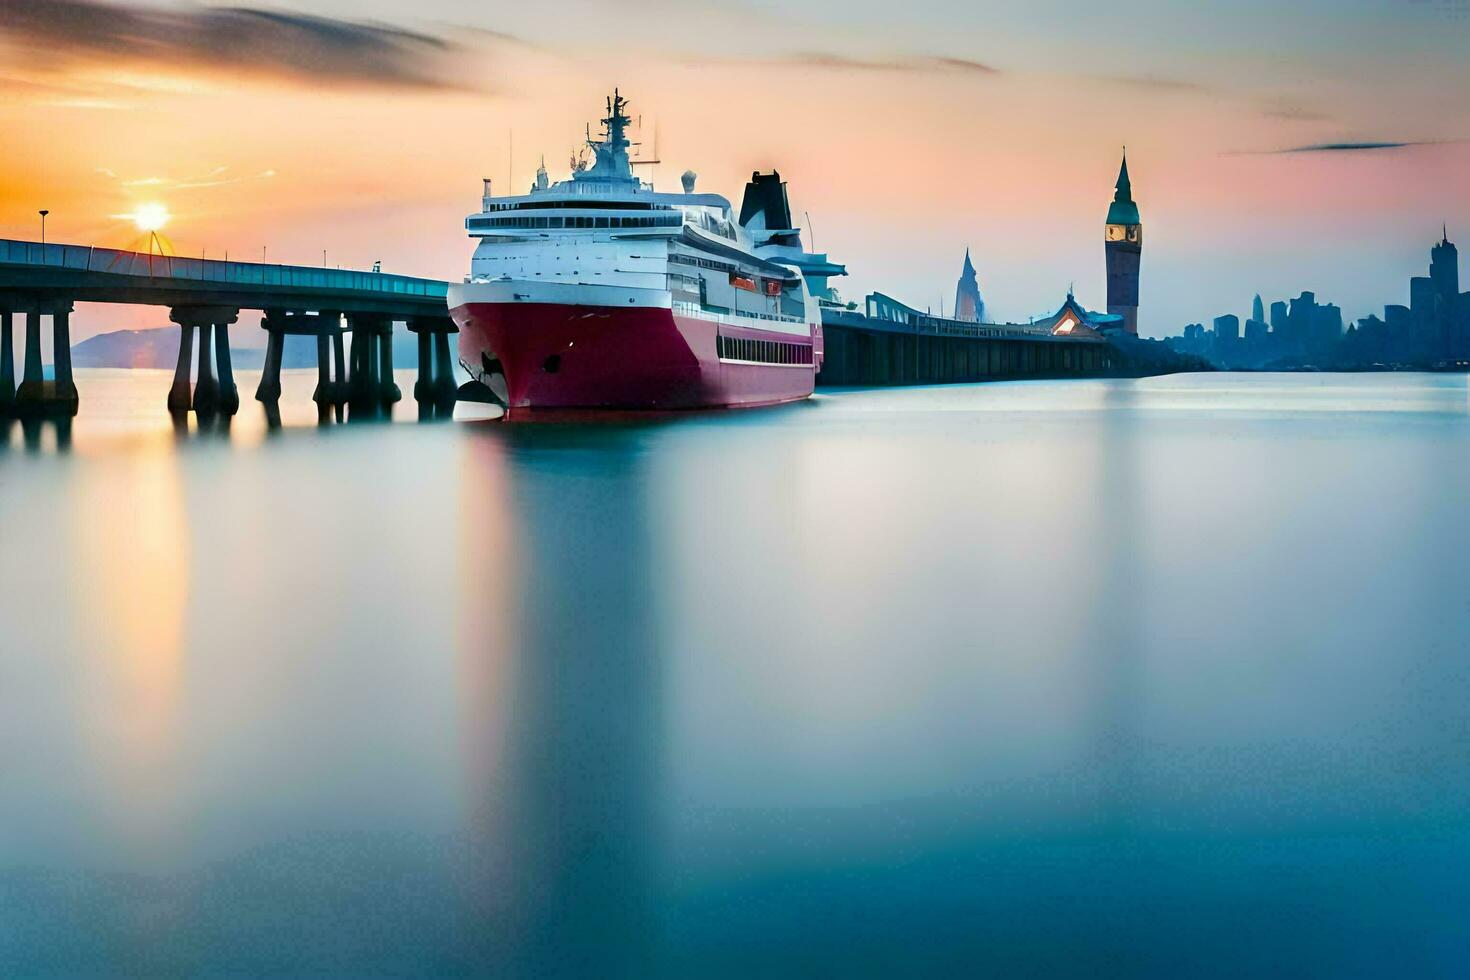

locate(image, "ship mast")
[[576, 89, 639, 185]]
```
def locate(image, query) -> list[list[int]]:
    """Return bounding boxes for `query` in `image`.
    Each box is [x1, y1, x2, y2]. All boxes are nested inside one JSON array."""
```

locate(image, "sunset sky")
[[2, 0, 1468, 340]]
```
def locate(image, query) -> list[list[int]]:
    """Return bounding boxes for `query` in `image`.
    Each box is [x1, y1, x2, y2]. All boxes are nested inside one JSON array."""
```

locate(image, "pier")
[[0, 238, 459, 422], [818, 294, 1115, 386]]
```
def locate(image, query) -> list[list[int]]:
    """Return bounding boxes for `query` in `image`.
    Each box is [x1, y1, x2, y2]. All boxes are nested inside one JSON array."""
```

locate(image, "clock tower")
[[1104, 150, 1142, 335]]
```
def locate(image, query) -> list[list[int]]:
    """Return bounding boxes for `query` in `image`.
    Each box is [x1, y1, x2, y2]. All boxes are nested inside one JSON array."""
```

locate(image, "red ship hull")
[[451, 301, 817, 412]]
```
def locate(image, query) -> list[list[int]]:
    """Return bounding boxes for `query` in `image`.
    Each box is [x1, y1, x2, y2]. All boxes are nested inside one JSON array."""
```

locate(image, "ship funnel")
[[481, 177, 492, 211], [681, 170, 697, 193]]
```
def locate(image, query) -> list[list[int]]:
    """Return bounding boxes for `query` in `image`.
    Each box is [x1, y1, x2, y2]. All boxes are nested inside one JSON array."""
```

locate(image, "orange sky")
[[2, 0, 1468, 340]]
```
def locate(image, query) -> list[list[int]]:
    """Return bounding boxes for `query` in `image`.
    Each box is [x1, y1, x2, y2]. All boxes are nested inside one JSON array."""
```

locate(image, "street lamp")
[[38, 209, 49, 245]]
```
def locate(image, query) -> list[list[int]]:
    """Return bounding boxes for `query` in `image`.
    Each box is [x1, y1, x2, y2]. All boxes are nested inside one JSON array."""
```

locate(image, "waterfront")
[[3, 370, 1470, 976]]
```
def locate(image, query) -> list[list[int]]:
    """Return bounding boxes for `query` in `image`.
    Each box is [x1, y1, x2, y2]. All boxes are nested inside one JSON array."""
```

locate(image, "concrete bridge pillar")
[[311, 312, 342, 420], [433, 331, 457, 415], [0, 310, 14, 414], [19, 309, 43, 400], [347, 319, 375, 418], [168, 320, 195, 414], [346, 313, 396, 420], [255, 310, 285, 405], [413, 328, 432, 416], [408, 316, 459, 419], [51, 303, 76, 411], [193, 321, 219, 416], [214, 316, 239, 415], [171, 306, 238, 416], [378, 321, 401, 412], [11, 303, 79, 417], [313, 331, 332, 421]]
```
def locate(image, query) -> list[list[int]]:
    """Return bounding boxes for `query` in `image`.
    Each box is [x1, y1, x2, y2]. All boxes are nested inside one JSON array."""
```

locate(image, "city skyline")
[[1167, 228, 1468, 369], [1, 0, 1467, 343]]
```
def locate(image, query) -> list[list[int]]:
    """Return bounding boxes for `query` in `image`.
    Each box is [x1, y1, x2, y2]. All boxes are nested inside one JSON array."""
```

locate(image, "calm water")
[[2, 370, 1469, 977]]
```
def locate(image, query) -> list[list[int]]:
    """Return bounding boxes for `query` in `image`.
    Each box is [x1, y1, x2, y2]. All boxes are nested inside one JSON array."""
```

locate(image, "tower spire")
[[1104, 147, 1142, 336], [1114, 147, 1133, 204]]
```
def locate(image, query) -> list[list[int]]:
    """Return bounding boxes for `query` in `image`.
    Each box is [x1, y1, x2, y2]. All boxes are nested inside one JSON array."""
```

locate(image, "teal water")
[[2, 371, 1469, 977]]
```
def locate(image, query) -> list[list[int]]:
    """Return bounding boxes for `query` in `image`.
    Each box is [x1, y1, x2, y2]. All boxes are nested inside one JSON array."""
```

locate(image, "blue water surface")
[[1, 370, 1468, 977]]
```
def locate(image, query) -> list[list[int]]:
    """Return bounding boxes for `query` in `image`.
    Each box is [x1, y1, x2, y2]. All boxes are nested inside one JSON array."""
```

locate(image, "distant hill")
[[69, 327, 423, 370]]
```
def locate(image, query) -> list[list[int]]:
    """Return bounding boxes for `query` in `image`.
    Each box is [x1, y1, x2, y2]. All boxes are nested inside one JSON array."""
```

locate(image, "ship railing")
[[672, 299, 804, 327]]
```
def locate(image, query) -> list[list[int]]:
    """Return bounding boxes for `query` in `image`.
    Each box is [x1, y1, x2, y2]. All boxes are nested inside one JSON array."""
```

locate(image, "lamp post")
[[38, 209, 49, 245]]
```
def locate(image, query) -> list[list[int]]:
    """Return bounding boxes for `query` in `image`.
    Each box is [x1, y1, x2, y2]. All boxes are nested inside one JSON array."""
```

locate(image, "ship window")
[[596, 217, 609, 228]]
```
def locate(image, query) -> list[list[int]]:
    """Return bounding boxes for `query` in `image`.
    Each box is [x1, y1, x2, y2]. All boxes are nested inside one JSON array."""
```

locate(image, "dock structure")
[[817, 293, 1114, 386], [0, 238, 458, 421]]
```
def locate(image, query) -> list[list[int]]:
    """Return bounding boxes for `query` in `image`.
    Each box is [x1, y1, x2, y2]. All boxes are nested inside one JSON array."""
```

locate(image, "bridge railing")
[[0, 239, 448, 299]]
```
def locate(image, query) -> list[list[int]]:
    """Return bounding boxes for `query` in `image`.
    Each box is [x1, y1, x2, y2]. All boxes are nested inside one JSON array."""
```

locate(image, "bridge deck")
[[0, 239, 451, 318]]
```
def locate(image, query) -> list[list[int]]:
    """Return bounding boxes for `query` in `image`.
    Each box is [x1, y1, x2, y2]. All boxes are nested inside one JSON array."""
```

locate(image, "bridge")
[[0, 238, 459, 422]]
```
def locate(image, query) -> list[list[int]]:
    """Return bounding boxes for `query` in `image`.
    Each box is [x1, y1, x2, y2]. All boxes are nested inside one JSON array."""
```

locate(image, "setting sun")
[[131, 202, 170, 232]]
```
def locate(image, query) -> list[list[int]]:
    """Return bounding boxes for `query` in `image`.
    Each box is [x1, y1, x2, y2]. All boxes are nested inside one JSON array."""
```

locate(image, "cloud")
[[1099, 74, 1211, 94], [1257, 140, 1452, 154], [0, 0, 468, 90], [780, 52, 1001, 74], [99, 165, 278, 192], [687, 50, 1001, 77]]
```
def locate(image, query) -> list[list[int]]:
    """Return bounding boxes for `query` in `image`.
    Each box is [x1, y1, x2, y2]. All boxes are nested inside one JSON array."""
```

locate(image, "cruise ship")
[[448, 91, 823, 412]]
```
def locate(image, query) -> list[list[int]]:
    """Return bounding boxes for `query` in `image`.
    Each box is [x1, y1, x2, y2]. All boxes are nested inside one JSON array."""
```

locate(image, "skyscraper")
[[953, 249, 984, 322], [1270, 301, 1289, 334], [1427, 229, 1461, 358], [1431, 227, 1459, 301], [1252, 294, 1265, 324], [1104, 151, 1142, 335]]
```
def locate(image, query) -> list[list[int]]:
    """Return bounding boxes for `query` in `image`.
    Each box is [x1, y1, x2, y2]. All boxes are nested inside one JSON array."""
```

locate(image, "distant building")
[[1384, 304, 1410, 334], [1043, 292, 1124, 338], [1428, 229, 1464, 358], [1213, 314, 1240, 341], [1104, 151, 1142, 335], [1252, 294, 1266, 324], [953, 249, 984, 323], [1270, 300, 1289, 334], [1431, 228, 1459, 300]]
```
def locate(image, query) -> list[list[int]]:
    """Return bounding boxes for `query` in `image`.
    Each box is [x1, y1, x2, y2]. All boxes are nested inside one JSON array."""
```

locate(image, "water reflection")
[[454, 424, 666, 976], [68, 444, 192, 862], [1087, 379, 1145, 824]]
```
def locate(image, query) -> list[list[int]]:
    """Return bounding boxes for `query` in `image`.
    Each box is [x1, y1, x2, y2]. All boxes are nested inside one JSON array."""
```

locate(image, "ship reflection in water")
[[1, 370, 1469, 976]]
